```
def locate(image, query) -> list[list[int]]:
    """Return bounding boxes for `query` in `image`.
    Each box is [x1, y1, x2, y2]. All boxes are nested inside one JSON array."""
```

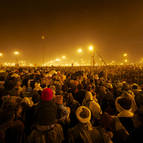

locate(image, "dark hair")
[[132, 85, 138, 89], [118, 97, 132, 110], [80, 108, 89, 118], [4, 77, 18, 90]]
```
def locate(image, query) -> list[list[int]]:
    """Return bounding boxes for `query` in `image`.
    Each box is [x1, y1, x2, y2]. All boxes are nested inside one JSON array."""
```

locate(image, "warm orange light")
[[55, 58, 61, 62], [125, 59, 128, 63], [62, 56, 66, 59], [88, 45, 94, 51], [14, 51, 20, 55], [123, 53, 128, 57], [77, 48, 83, 53], [41, 35, 45, 40], [0, 53, 3, 57]]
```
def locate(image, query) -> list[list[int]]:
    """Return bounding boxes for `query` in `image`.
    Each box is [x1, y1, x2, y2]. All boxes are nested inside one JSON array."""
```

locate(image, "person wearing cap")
[[67, 106, 112, 143], [115, 93, 135, 134], [29, 88, 64, 143]]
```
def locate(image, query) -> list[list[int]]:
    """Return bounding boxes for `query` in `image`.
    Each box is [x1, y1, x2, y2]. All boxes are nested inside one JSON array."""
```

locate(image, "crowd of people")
[[0, 65, 143, 143]]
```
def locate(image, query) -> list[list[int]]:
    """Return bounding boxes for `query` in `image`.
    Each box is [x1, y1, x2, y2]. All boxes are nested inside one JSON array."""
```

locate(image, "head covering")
[[76, 106, 92, 130], [115, 92, 136, 117], [41, 88, 53, 102], [82, 91, 102, 119], [118, 97, 132, 110], [82, 91, 93, 105]]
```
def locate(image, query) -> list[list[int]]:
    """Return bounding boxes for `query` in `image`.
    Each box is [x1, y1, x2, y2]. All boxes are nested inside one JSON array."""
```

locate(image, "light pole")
[[123, 53, 128, 65], [0, 53, 3, 67], [62, 56, 66, 66], [0, 53, 3, 57], [14, 51, 20, 66], [88, 45, 107, 66], [88, 45, 95, 67], [41, 34, 48, 66], [77, 48, 83, 67]]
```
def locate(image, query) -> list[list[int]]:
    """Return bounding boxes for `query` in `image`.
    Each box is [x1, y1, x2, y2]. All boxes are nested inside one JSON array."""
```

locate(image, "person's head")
[[82, 91, 93, 105], [76, 106, 92, 130], [99, 86, 107, 95], [41, 88, 54, 102], [4, 77, 18, 90], [118, 97, 132, 110], [76, 89, 86, 104], [131, 83, 140, 91]]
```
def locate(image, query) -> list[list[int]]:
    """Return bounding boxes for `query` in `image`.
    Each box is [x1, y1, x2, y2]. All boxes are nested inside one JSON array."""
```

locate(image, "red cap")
[[41, 88, 53, 102]]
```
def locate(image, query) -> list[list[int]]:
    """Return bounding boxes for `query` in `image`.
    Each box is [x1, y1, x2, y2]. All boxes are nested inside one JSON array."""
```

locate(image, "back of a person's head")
[[4, 77, 18, 90], [118, 97, 132, 110]]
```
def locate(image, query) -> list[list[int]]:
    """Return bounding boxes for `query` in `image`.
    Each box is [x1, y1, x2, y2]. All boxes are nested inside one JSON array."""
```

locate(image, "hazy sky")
[[0, 0, 143, 64]]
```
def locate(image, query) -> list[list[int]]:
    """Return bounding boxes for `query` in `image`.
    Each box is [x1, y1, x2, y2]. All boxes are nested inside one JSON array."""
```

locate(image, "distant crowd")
[[0, 65, 143, 143]]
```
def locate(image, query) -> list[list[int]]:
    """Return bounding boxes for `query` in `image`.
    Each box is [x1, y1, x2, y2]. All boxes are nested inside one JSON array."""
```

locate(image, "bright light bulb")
[[89, 45, 94, 51], [62, 56, 66, 59], [14, 51, 20, 55], [55, 58, 61, 62], [77, 48, 82, 53], [123, 53, 128, 57], [0, 53, 3, 57]]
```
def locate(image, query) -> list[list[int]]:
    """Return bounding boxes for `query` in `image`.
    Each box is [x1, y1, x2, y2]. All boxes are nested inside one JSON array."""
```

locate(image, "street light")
[[62, 56, 66, 59], [55, 58, 61, 62], [88, 45, 94, 51], [0, 53, 3, 67], [122, 53, 128, 64], [123, 53, 128, 57], [77, 48, 83, 67], [41, 34, 48, 65], [88, 45, 95, 66], [41, 35, 46, 40], [14, 51, 20, 55], [77, 48, 83, 53], [88, 45, 106, 66], [124, 59, 128, 63], [0, 53, 3, 57], [14, 51, 20, 66]]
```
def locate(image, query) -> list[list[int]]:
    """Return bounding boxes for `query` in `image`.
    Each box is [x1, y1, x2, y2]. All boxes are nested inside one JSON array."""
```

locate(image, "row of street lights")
[[77, 45, 95, 66], [77, 45, 106, 66], [0, 51, 20, 65], [0, 51, 20, 57]]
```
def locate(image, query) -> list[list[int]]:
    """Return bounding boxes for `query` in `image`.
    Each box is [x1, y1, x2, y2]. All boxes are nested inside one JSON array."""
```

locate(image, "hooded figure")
[[115, 92, 136, 133], [82, 91, 102, 121], [35, 88, 57, 125], [29, 88, 64, 143], [115, 92, 137, 117], [76, 106, 92, 130], [67, 106, 112, 143]]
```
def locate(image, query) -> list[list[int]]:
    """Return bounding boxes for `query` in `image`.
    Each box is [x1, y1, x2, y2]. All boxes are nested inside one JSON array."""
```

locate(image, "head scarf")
[[82, 91, 102, 119], [115, 91, 137, 117], [76, 106, 92, 130]]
